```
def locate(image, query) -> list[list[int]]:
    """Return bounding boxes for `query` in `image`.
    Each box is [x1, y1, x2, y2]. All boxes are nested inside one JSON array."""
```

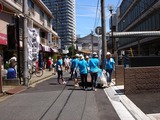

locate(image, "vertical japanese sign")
[[28, 28, 40, 62], [7, 24, 16, 50]]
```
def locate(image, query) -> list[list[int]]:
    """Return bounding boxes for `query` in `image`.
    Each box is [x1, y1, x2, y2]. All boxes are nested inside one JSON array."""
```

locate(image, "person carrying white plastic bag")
[[97, 69, 108, 88]]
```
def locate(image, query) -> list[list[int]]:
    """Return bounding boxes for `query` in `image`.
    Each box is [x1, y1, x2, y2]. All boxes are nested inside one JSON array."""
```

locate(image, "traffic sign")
[[95, 26, 102, 35]]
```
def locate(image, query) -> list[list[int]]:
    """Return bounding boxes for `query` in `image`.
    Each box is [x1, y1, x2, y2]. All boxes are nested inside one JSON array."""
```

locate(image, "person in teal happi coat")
[[104, 52, 115, 87], [77, 55, 88, 90], [88, 52, 100, 91]]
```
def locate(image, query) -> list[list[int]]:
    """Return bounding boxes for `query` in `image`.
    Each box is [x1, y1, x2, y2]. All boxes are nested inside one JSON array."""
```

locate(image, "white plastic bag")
[[97, 69, 107, 85], [100, 72, 107, 85]]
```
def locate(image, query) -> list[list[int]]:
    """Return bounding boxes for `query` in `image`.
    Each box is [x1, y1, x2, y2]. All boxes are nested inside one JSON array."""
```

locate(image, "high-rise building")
[[42, 0, 76, 49]]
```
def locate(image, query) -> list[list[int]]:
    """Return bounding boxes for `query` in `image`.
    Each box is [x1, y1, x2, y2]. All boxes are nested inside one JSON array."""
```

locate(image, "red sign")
[[0, 33, 7, 45], [0, 2, 3, 13]]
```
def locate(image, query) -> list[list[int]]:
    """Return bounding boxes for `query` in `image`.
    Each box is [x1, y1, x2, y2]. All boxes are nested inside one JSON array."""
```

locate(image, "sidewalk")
[[1, 69, 54, 95], [107, 81, 160, 120]]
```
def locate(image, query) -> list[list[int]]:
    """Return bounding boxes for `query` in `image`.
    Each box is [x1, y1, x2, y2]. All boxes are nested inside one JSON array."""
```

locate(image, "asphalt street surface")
[[0, 72, 120, 120]]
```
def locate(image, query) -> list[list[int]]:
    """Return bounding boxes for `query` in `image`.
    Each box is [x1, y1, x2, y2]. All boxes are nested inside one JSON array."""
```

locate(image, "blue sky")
[[76, 0, 122, 37]]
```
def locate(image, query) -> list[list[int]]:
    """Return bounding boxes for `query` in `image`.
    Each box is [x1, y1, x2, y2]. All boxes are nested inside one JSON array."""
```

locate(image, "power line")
[[93, 0, 100, 30], [113, 0, 121, 12], [76, 4, 97, 8]]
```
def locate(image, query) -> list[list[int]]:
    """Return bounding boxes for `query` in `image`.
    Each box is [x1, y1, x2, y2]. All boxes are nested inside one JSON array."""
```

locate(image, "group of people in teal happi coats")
[[55, 51, 115, 91]]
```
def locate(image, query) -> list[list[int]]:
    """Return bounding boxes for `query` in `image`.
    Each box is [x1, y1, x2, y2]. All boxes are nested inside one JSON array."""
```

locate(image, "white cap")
[[75, 54, 79, 57], [79, 54, 84, 59], [106, 52, 111, 55], [86, 56, 89, 59], [93, 52, 97, 55]]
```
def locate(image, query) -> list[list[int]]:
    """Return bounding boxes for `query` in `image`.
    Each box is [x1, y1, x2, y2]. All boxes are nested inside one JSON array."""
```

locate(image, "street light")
[[109, 6, 114, 54]]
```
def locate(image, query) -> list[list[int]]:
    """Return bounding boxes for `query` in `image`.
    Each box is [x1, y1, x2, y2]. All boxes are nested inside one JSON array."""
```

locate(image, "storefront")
[[39, 44, 56, 69]]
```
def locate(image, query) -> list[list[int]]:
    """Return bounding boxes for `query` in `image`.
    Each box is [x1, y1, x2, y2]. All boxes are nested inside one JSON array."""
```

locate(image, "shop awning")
[[39, 44, 52, 52], [50, 48, 58, 53]]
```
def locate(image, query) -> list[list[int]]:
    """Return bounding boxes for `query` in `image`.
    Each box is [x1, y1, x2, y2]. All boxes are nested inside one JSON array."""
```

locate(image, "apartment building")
[[117, 0, 160, 56], [0, 0, 59, 66], [42, 0, 76, 49]]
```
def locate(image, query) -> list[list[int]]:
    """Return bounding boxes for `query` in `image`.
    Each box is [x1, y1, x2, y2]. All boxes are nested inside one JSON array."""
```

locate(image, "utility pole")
[[109, 6, 114, 54], [15, 15, 21, 83], [0, 55, 2, 93], [101, 0, 106, 69], [91, 31, 94, 54], [23, 0, 28, 86]]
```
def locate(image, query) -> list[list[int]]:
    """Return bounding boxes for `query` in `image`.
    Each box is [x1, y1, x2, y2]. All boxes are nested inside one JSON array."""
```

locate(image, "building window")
[[47, 17, 51, 27], [93, 43, 98, 47], [28, 0, 34, 9], [40, 10, 44, 21], [14, 0, 22, 5]]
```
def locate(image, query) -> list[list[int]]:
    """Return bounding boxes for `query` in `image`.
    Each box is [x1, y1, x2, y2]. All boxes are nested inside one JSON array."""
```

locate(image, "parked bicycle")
[[29, 65, 43, 79], [19, 67, 31, 82], [20, 65, 43, 81]]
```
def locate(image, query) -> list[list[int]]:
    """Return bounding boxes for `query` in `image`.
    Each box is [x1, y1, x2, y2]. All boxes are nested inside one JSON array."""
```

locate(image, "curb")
[[119, 95, 150, 120], [112, 85, 151, 120], [104, 86, 135, 120], [0, 91, 6, 97], [29, 74, 53, 85], [5, 86, 27, 95]]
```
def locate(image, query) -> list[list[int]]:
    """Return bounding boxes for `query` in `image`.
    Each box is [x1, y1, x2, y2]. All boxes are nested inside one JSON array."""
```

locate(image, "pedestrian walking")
[[47, 57, 52, 71], [69, 56, 74, 79], [85, 56, 90, 63], [56, 55, 66, 84], [104, 52, 115, 87], [52, 59, 57, 75], [64, 56, 70, 72], [88, 52, 100, 91], [77, 55, 88, 90], [71, 54, 80, 87]]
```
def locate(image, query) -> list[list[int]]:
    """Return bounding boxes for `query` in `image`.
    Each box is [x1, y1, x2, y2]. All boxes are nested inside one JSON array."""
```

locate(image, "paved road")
[[0, 72, 120, 120]]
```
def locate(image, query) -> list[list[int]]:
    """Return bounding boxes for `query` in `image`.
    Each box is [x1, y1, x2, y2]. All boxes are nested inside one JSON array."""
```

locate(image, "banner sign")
[[0, 33, 7, 45], [28, 28, 40, 62]]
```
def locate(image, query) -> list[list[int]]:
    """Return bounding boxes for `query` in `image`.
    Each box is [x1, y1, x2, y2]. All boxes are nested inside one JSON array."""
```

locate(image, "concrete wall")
[[124, 66, 160, 94]]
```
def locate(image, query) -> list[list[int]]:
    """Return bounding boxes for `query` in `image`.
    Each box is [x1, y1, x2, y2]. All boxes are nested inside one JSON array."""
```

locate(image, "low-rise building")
[[77, 34, 101, 56], [0, 0, 59, 69]]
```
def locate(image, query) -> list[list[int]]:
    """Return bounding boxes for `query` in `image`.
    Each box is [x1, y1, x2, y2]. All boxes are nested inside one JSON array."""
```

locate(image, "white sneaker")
[[92, 87, 97, 91], [62, 81, 66, 84], [74, 84, 79, 87], [102, 84, 108, 88]]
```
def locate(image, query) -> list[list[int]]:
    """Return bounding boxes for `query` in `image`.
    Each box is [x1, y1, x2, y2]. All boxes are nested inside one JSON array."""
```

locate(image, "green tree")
[[52, 54, 58, 61], [68, 45, 75, 57]]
